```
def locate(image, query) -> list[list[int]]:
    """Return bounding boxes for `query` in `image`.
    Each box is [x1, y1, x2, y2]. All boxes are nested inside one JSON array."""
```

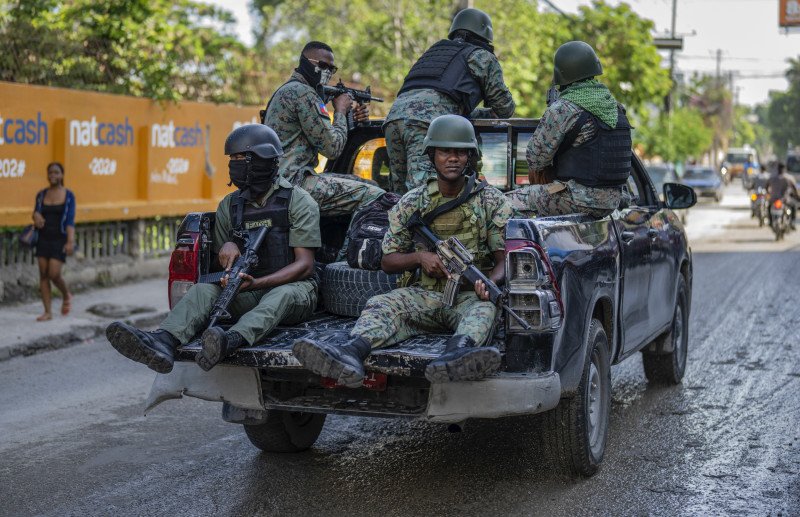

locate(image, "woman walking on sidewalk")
[[31, 162, 76, 321]]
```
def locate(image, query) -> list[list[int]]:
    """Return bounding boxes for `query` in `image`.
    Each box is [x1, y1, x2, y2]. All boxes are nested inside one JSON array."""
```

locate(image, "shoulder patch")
[[317, 102, 330, 118]]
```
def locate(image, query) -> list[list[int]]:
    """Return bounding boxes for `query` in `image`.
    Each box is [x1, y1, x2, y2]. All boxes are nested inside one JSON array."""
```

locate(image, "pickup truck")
[[146, 118, 697, 477]]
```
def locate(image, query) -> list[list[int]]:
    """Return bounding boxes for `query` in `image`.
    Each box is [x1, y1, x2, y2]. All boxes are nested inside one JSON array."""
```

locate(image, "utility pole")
[[666, 0, 678, 114], [715, 48, 722, 84]]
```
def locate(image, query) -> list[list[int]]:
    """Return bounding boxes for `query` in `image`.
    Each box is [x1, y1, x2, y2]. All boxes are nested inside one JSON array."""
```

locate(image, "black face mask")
[[296, 54, 333, 89], [228, 156, 279, 201]]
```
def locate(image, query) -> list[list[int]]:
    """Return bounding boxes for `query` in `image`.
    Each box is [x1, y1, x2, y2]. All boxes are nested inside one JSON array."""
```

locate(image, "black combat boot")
[[424, 335, 502, 383], [292, 333, 372, 388], [106, 322, 180, 374], [197, 328, 246, 371]]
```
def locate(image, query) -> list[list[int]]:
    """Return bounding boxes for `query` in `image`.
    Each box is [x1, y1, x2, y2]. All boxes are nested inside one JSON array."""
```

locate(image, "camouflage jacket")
[[525, 98, 600, 173], [263, 71, 349, 184], [385, 48, 515, 125], [382, 178, 513, 262]]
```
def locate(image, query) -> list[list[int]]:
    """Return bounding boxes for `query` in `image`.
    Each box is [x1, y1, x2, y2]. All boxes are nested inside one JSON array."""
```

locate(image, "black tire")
[[243, 410, 326, 452], [538, 318, 610, 478], [642, 275, 689, 385], [323, 261, 398, 317]]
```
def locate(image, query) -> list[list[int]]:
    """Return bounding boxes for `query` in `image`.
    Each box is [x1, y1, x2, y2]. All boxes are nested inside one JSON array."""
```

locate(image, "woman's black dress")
[[35, 203, 67, 263]]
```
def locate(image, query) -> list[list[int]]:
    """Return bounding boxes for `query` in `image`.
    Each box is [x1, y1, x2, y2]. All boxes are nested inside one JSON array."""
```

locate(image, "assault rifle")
[[406, 213, 531, 330], [321, 80, 384, 129], [207, 226, 270, 329]]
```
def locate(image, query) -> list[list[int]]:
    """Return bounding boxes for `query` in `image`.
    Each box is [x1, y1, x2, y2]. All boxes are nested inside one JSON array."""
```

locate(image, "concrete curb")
[[0, 310, 169, 362]]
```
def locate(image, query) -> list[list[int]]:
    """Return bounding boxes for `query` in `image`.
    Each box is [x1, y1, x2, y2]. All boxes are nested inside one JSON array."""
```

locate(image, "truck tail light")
[[168, 233, 200, 309], [504, 239, 563, 333], [773, 199, 783, 210]]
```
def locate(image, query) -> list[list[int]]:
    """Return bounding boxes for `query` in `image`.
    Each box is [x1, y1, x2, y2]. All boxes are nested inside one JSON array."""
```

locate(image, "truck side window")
[[625, 174, 640, 206], [476, 130, 508, 188], [514, 131, 534, 186]]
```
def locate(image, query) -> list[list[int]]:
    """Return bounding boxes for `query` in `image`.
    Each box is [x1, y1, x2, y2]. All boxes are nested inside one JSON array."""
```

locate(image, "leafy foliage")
[[0, 0, 249, 102], [764, 57, 800, 158]]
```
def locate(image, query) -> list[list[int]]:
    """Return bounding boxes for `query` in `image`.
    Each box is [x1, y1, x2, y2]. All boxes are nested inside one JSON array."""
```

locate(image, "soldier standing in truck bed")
[[506, 41, 632, 219], [263, 41, 384, 219], [384, 8, 515, 194]]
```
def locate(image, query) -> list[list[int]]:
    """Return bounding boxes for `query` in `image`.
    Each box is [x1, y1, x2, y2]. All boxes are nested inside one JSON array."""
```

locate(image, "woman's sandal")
[[61, 296, 72, 316], [37, 313, 52, 322]]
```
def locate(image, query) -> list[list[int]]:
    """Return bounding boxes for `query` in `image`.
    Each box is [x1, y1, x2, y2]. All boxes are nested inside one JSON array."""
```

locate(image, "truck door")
[[613, 172, 655, 353]]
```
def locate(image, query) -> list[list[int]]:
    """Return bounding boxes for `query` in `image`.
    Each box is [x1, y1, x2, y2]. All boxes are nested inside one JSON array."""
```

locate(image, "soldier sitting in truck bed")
[[293, 114, 514, 387], [106, 124, 320, 373]]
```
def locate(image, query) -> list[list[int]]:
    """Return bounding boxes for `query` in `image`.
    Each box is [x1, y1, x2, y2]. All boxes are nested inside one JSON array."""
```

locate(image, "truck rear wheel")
[[243, 410, 326, 452], [538, 318, 610, 478], [642, 275, 689, 385]]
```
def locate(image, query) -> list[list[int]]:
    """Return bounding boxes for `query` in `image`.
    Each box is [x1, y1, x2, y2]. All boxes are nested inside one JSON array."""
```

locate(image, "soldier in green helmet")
[[507, 40, 632, 219], [293, 114, 514, 386], [384, 8, 516, 194], [106, 124, 320, 373]]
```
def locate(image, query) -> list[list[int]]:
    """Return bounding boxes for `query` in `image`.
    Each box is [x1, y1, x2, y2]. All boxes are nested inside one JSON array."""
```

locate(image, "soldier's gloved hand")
[[353, 102, 370, 123], [218, 242, 241, 270], [473, 279, 490, 301], [418, 251, 449, 279], [332, 93, 352, 114]]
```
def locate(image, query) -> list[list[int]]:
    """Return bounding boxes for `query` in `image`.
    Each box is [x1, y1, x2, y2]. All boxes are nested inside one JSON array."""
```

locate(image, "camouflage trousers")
[[352, 287, 497, 349], [300, 171, 384, 218], [159, 280, 317, 346], [384, 119, 436, 194], [505, 180, 622, 219]]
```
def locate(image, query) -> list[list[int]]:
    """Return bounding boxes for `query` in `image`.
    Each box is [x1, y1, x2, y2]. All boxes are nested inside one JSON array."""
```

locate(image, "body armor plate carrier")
[[398, 39, 484, 116], [230, 186, 293, 278], [554, 105, 632, 188]]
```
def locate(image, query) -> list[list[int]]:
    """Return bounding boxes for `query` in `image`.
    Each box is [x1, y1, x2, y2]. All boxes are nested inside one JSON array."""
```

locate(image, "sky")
[[206, 0, 798, 106]]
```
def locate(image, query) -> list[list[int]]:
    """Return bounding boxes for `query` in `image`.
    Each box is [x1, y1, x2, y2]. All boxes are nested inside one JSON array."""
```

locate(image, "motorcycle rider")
[[767, 162, 799, 230]]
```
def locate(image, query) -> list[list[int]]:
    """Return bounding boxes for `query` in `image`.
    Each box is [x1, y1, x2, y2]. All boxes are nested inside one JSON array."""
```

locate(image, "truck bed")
[[174, 312, 506, 378]]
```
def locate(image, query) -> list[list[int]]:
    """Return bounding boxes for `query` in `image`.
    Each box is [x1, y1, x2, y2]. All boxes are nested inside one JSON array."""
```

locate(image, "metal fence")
[[0, 217, 182, 268]]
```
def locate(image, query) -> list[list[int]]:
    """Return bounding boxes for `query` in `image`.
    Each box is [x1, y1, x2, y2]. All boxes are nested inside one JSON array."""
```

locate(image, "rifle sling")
[[419, 173, 487, 227]]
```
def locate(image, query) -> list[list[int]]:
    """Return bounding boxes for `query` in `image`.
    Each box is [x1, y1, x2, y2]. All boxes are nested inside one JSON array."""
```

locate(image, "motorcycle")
[[750, 187, 769, 227], [769, 198, 792, 241]]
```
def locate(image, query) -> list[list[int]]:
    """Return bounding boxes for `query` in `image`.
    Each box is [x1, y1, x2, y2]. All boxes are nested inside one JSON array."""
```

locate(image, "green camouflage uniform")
[[264, 71, 384, 217], [352, 178, 513, 349], [384, 48, 516, 193], [160, 178, 320, 345], [506, 98, 623, 219]]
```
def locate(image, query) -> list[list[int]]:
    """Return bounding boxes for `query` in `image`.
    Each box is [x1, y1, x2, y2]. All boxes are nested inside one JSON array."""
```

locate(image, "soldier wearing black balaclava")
[[106, 124, 322, 373]]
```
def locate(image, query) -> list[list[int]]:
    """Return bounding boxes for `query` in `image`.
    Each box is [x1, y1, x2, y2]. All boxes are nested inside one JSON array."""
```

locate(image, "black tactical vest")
[[398, 39, 483, 116], [554, 106, 632, 188], [229, 186, 293, 278]]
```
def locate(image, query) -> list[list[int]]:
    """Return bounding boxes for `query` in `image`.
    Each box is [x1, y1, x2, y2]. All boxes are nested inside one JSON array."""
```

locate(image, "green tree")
[[0, 0, 249, 102], [638, 107, 713, 163], [765, 57, 800, 158]]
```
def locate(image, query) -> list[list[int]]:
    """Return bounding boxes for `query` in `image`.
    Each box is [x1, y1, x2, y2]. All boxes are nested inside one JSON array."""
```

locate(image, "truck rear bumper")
[[426, 372, 561, 422], [145, 362, 561, 422]]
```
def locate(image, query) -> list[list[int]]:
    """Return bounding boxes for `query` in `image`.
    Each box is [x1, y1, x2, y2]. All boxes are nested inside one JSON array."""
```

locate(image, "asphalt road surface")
[[2, 185, 798, 516]]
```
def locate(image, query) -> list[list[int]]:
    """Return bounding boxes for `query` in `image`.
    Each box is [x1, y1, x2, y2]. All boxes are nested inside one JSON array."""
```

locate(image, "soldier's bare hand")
[[353, 103, 370, 122], [218, 242, 240, 270], [474, 279, 490, 301], [332, 93, 351, 114], [237, 272, 255, 291], [419, 252, 449, 279]]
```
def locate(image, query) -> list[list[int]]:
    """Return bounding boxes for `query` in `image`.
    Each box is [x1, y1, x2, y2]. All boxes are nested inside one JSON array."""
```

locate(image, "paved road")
[[2, 185, 798, 516]]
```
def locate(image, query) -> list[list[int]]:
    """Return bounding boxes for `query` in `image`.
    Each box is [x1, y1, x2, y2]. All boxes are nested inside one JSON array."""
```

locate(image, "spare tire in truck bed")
[[323, 262, 399, 317]]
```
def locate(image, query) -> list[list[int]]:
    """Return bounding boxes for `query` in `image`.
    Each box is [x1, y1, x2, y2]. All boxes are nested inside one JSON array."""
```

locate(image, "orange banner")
[[780, 0, 800, 27], [0, 81, 261, 226]]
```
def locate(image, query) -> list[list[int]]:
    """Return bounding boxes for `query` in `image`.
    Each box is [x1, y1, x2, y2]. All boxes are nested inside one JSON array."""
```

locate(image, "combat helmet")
[[553, 41, 603, 86], [224, 124, 283, 159], [423, 114, 478, 153], [449, 8, 493, 43]]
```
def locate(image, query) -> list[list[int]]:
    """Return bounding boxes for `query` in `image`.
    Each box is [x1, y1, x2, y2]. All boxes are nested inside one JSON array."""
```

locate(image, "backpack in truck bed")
[[346, 192, 401, 270]]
